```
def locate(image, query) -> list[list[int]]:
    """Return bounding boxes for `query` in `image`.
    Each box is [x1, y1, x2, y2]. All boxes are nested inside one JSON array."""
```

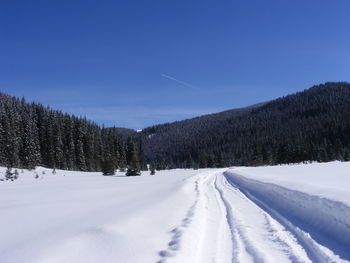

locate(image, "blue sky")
[[1, 0, 350, 129]]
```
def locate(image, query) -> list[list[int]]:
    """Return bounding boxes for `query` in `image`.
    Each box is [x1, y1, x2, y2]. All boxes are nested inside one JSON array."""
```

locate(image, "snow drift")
[[226, 162, 350, 260]]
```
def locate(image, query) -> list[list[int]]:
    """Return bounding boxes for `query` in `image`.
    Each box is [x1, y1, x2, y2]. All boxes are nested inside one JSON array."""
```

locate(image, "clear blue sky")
[[1, 0, 349, 129]]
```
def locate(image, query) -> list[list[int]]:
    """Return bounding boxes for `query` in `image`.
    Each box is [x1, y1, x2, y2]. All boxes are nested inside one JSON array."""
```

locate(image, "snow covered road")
[[160, 167, 350, 263], [1, 164, 349, 263], [164, 171, 320, 263]]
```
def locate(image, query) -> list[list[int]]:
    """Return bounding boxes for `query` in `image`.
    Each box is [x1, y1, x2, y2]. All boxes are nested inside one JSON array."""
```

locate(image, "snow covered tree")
[[75, 122, 87, 171], [20, 106, 41, 169]]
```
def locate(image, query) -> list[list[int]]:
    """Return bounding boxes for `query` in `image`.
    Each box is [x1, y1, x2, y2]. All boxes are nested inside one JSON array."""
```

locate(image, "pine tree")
[[126, 153, 141, 176], [75, 122, 87, 171], [138, 139, 147, 170], [126, 138, 135, 166], [64, 117, 76, 170], [21, 107, 41, 169], [344, 148, 350, 162], [207, 155, 215, 168], [2, 103, 21, 168], [150, 163, 156, 175], [199, 151, 207, 168], [102, 154, 116, 175], [185, 153, 194, 169], [53, 115, 65, 169], [215, 152, 225, 168], [118, 144, 127, 171]]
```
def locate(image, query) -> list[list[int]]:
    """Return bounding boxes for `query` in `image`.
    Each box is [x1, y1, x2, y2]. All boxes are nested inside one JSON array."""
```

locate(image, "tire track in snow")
[[156, 170, 230, 263], [157, 171, 316, 263], [192, 171, 234, 263], [224, 173, 348, 263], [215, 173, 313, 263], [214, 175, 266, 263]]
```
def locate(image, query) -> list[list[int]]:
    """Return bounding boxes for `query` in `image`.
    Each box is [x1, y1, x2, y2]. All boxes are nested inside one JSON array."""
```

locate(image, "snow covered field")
[[0, 162, 349, 263]]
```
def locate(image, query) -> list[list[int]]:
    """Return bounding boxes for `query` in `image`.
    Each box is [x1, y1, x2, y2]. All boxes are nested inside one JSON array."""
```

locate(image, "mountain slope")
[[142, 82, 350, 167]]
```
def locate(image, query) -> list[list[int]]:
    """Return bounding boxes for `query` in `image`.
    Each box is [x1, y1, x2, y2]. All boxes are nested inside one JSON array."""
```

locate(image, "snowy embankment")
[[226, 161, 350, 262]]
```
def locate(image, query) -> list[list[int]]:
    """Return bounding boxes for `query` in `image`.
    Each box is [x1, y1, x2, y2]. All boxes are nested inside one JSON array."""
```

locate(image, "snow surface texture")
[[0, 162, 349, 263]]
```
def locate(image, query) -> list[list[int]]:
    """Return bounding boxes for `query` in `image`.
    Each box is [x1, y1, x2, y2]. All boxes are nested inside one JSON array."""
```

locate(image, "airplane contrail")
[[161, 74, 198, 90]]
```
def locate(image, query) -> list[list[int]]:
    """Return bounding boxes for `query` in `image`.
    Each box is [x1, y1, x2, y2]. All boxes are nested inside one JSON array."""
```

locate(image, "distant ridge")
[[140, 82, 350, 168]]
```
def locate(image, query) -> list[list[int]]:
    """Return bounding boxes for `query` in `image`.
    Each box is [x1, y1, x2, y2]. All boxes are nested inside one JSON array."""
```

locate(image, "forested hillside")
[[0, 94, 143, 171], [142, 82, 350, 168], [1, 82, 350, 171]]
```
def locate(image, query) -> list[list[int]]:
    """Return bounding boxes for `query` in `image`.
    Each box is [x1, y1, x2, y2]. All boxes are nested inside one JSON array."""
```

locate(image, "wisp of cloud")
[[161, 74, 198, 90]]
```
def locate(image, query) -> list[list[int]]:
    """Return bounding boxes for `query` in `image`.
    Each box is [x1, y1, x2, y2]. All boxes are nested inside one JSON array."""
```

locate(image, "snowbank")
[[225, 162, 350, 260]]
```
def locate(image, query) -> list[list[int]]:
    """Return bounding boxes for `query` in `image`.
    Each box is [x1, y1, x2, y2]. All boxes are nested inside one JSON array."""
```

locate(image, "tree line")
[[2, 82, 350, 172], [0, 93, 144, 173]]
